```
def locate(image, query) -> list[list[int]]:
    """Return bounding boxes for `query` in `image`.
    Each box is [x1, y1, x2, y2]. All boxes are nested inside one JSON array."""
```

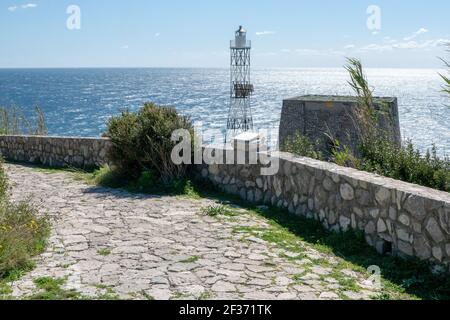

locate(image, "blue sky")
[[1, 0, 449, 68]]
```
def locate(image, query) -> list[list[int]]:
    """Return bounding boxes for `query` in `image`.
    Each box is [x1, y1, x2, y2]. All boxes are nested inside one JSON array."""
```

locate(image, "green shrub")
[[331, 139, 361, 169], [360, 139, 450, 192], [136, 170, 156, 190], [0, 161, 8, 200], [104, 103, 194, 186], [0, 106, 47, 136], [92, 164, 201, 198], [91, 165, 123, 189], [282, 132, 323, 160], [0, 201, 50, 278], [0, 160, 50, 279]]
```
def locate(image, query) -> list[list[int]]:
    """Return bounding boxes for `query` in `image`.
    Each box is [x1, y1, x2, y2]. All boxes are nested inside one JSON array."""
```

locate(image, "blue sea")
[[0, 68, 449, 154]]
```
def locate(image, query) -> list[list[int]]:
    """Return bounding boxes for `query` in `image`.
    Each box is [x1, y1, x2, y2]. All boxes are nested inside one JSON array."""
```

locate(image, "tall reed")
[[345, 57, 450, 192], [440, 46, 450, 96], [0, 106, 47, 136], [344, 57, 378, 141]]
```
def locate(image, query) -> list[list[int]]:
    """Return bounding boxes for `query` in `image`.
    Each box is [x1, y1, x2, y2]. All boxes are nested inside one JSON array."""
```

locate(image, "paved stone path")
[[5, 163, 380, 300]]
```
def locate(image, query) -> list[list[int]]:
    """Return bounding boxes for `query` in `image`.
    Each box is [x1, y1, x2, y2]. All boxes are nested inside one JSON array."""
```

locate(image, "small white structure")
[[232, 26, 250, 49]]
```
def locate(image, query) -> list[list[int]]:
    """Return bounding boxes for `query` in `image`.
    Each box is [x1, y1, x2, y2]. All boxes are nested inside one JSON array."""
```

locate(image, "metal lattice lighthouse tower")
[[227, 26, 254, 140]]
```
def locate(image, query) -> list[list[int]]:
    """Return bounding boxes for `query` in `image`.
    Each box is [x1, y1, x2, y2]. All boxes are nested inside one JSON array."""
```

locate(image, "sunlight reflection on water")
[[0, 68, 448, 155]]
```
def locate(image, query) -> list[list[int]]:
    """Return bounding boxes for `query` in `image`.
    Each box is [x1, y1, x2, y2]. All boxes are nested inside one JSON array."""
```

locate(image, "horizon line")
[[0, 66, 445, 71]]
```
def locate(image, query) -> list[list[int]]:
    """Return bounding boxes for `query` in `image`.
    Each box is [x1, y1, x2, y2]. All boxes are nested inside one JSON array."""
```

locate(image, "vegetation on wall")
[[285, 58, 450, 192], [282, 132, 323, 160], [360, 139, 449, 192], [0, 106, 47, 136], [346, 57, 450, 192]]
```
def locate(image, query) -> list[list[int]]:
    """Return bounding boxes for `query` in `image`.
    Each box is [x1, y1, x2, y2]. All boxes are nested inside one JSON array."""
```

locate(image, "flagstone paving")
[[4, 163, 380, 300]]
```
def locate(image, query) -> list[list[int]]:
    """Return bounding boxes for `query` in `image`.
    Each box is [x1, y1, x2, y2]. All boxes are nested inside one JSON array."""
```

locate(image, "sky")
[[1, 0, 449, 68]]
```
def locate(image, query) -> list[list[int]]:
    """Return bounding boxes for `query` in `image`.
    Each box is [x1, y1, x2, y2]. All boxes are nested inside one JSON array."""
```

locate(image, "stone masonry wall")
[[1, 134, 449, 268], [197, 149, 450, 269], [0, 135, 112, 169], [279, 95, 402, 157]]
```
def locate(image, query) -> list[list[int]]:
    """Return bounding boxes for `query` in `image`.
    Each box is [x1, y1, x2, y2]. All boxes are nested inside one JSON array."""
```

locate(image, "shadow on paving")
[[82, 186, 165, 201]]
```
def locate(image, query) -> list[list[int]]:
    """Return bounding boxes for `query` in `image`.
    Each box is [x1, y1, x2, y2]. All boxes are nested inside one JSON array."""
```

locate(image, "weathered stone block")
[[398, 214, 410, 227], [322, 177, 334, 192], [353, 207, 363, 218], [339, 216, 351, 232], [389, 207, 397, 221], [426, 217, 445, 244], [279, 95, 401, 157], [355, 189, 371, 206], [365, 221, 376, 235], [255, 189, 263, 203], [396, 228, 413, 243], [432, 246, 443, 262], [256, 178, 263, 189], [414, 235, 432, 260], [404, 195, 426, 221], [377, 219, 387, 233], [340, 183, 354, 201], [247, 190, 255, 202], [369, 208, 380, 219], [239, 188, 247, 200], [397, 241, 414, 256], [438, 206, 450, 235], [375, 187, 391, 206]]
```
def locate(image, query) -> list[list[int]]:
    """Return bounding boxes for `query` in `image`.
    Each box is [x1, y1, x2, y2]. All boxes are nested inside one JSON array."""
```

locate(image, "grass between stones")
[[198, 291, 215, 300], [201, 204, 236, 217], [97, 248, 112, 257], [28, 277, 82, 300], [0, 265, 34, 299], [1, 273, 121, 300], [29, 163, 450, 300], [180, 256, 200, 264], [25, 277, 121, 300], [171, 291, 191, 300]]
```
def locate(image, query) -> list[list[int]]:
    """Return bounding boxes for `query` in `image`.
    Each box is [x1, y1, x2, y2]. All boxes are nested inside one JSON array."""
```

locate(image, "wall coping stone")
[[275, 151, 450, 203], [1, 135, 111, 141]]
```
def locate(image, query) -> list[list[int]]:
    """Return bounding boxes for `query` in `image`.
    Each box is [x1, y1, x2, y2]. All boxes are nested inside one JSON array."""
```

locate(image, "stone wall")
[[2, 133, 449, 268], [197, 147, 450, 269], [279, 95, 402, 157], [0, 135, 112, 169]]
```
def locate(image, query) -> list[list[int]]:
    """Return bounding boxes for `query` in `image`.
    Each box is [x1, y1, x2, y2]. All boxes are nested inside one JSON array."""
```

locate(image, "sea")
[[0, 68, 449, 155]]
